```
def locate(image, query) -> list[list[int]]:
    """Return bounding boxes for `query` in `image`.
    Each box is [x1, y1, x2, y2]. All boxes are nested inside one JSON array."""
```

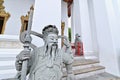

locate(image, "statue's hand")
[[63, 36, 70, 48], [66, 73, 76, 80], [16, 50, 31, 62]]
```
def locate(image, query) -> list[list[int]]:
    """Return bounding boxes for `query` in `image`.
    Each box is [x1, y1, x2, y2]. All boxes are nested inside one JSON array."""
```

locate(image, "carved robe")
[[27, 46, 73, 80]]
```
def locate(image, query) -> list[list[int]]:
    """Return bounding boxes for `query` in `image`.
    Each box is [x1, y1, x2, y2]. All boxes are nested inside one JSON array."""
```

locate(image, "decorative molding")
[[0, 0, 10, 34], [0, 35, 19, 41], [0, 41, 23, 49], [0, 35, 23, 48], [20, 5, 34, 33]]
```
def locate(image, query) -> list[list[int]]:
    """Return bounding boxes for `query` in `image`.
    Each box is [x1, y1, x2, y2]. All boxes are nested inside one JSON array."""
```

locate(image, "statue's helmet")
[[42, 25, 59, 37], [75, 33, 80, 38]]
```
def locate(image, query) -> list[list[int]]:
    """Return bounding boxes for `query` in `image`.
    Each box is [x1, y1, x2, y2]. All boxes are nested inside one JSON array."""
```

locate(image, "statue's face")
[[45, 33, 58, 47]]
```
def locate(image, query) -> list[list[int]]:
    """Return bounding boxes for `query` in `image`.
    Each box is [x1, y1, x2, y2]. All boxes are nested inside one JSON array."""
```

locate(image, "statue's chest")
[[36, 52, 62, 67]]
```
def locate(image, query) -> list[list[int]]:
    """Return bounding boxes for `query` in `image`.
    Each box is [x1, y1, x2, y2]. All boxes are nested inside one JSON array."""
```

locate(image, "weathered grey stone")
[[15, 25, 75, 80]]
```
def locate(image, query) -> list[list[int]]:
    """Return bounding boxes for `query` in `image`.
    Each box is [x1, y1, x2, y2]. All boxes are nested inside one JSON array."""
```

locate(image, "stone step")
[[73, 59, 99, 66], [63, 58, 100, 71], [63, 65, 105, 79], [79, 72, 120, 80]]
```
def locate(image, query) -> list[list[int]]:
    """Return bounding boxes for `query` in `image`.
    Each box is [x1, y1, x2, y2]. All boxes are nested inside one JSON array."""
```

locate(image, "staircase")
[[62, 56, 120, 80], [62, 56, 105, 80]]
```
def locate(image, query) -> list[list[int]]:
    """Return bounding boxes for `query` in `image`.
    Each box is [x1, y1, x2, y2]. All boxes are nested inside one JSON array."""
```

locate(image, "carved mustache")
[[45, 43, 58, 54], [52, 43, 58, 47]]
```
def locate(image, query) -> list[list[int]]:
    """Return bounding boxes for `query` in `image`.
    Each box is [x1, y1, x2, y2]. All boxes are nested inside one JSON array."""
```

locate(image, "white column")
[[71, 0, 81, 43], [61, 1, 68, 37], [87, 0, 99, 57], [32, 0, 61, 46], [74, 0, 81, 36], [71, 3, 75, 43], [93, 0, 120, 76], [78, 0, 93, 56]]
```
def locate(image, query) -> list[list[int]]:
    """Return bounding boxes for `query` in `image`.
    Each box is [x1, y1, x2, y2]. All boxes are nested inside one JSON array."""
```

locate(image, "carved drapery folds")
[[0, 0, 10, 34], [63, 0, 73, 17], [20, 5, 34, 33]]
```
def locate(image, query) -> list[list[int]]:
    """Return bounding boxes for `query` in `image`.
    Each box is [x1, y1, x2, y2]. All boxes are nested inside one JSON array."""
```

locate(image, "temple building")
[[0, 0, 120, 80]]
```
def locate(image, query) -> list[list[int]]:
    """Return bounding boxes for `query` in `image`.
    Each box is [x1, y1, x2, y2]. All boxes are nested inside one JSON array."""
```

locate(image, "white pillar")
[[73, 0, 81, 36], [61, 1, 68, 37], [71, 3, 75, 43], [87, 0, 99, 57], [71, 0, 82, 43], [93, 0, 120, 76], [78, 0, 93, 56], [32, 0, 61, 47]]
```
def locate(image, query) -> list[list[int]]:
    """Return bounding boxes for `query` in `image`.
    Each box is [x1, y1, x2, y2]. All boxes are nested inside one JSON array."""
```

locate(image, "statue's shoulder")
[[33, 46, 44, 55], [37, 46, 44, 50], [30, 46, 43, 54]]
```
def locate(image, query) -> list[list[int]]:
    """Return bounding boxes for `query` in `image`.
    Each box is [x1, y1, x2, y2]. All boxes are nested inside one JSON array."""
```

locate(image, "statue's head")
[[75, 33, 81, 41], [42, 25, 59, 36], [42, 25, 59, 48]]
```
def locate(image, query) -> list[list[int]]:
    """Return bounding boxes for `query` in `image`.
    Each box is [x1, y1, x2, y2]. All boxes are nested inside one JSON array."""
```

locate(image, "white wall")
[[113, 0, 120, 75], [32, 0, 61, 47], [105, 0, 120, 76], [93, 0, 120, 76], [4, 0, 35, 35]]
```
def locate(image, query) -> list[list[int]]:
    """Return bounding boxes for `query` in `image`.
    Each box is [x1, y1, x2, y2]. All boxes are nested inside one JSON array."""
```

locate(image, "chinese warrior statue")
[[15, 25, 75, 80]]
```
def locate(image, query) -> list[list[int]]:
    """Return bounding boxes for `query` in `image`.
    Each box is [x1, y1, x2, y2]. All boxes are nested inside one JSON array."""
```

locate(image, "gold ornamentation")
[[61, 22, 65, 47], [20, 5, 34, 33], [0, 0, 10, 34]]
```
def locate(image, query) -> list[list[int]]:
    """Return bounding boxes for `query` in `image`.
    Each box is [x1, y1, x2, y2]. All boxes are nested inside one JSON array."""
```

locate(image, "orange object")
[[75, 42, 84, 56]]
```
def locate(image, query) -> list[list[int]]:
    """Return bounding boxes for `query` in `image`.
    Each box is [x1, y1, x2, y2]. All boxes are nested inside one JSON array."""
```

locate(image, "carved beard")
[[45, 43, 58, 57], [46, 43, 58, 68]]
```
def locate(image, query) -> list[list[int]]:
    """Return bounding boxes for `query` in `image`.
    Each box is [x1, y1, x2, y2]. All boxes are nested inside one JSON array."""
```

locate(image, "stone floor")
[[79, 72, 120, 80]]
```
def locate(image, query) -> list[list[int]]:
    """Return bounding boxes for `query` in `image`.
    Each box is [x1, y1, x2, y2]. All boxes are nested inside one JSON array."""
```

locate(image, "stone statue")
[[15, 25, 75, 80], [74, 33, 83, 56]]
